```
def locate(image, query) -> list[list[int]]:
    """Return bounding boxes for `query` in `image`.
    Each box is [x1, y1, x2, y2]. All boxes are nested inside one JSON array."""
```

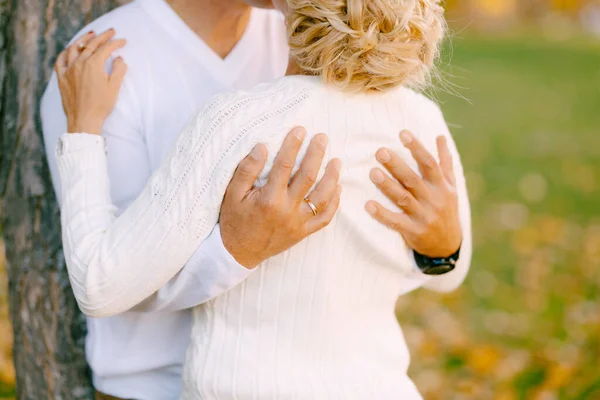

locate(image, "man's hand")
[[220, 127, 342, 269], [366, 130, 462, 258]]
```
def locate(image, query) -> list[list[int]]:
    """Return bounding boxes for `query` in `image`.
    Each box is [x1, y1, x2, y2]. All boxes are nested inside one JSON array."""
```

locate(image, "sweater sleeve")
[[57, 90, 302, 317]]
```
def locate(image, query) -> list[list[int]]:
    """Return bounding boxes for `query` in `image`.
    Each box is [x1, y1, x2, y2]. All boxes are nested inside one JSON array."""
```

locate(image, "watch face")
[[421, 264, 456, 276]]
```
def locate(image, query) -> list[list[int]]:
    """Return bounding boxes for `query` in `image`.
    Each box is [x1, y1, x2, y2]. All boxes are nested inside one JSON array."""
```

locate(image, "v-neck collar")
[[138, 0, 259, 86]]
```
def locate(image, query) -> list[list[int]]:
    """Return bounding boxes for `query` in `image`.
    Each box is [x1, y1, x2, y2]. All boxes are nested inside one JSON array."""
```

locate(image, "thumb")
[[227, 144, 268, 201]]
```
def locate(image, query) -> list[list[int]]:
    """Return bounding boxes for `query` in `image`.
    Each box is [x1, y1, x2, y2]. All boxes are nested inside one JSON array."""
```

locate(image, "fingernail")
[[377, 149, 391, 163], [370, 169, 384, 184], [400, 130, 413, 145], [293, 127, 306, 140], [365, 202, 377, 215], [87, 30, 95, 35], [249, 145, 264, 160]]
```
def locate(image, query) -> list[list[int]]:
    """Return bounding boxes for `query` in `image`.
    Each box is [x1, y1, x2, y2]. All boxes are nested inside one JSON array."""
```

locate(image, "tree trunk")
[[0, 1, 127, 398]]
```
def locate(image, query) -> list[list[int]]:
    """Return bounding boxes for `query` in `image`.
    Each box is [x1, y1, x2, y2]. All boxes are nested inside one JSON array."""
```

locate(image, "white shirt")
[[56, 76, 472, 399], [40, 0, 289, 398]]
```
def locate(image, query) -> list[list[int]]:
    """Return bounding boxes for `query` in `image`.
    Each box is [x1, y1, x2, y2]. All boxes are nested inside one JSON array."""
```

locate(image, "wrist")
[[67, 116, 105, 135], [228, 251, 261, 270], [221, 233, 262, 270], [415, 237, 462, 259], [418, 247, 460, 259]]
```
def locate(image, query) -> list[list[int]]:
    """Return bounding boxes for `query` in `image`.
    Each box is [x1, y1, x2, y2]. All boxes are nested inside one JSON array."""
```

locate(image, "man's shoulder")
[[255, 8, 285, 24], [70, 1, 149, 43]]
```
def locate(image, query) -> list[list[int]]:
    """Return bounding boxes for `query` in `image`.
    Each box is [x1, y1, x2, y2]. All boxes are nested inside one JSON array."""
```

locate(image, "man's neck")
[[166, 0, 252, 59]]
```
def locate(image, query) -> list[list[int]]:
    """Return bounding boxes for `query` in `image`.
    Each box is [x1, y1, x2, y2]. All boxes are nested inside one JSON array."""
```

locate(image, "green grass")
[[399, 33, 600, 399]]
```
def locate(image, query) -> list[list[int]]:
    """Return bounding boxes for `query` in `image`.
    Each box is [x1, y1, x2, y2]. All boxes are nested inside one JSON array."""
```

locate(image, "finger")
[[66, 44, 79, 67], [365, 200, 413, 234], [226, 144, 268, 201], [369, 168, 422, 216], [399, 130, 443, 183], [54, 49, 68, 76], [93, 39, 127, 63], [66, 31, 95, 67], [109, 56, 128, 90], [306, 185, 342, 233], [436, 136, 456, 186], [303, 158, 341, 218], [375, 148, 429, 200], [66, 33, 91, 66], [79, 29, 116, 61], [288, 133, 328, 200], [265, 126, 306, 191]]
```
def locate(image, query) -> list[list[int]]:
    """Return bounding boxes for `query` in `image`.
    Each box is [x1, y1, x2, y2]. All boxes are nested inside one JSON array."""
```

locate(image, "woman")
[[55, 0, 471, 398]]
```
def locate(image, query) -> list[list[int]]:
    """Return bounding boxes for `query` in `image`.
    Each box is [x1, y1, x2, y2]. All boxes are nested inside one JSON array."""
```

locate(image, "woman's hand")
[[54, 29, 128, 135], [366, 130, 462, 258]]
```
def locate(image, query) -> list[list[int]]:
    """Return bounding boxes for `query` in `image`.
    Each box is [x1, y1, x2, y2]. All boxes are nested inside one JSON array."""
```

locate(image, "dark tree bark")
[[0, 1, 127, 398]]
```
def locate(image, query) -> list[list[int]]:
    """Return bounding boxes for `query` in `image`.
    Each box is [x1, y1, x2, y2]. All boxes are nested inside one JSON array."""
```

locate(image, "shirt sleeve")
[[130, 224, 252, 312], [56, 92, 281, 318], [42, 71, 252, 315]]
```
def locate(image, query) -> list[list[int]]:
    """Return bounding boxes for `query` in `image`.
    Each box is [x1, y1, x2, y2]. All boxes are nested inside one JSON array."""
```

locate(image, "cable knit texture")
[[58, 75, 472, 399]]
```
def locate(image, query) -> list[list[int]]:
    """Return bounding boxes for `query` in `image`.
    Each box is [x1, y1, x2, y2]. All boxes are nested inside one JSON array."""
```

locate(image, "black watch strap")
[[414, 246, 461, 276]]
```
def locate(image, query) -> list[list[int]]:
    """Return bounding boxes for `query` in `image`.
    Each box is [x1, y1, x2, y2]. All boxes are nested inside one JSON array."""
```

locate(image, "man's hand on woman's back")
[[219, 127, 342, 269], [367, 130, 463, 259]]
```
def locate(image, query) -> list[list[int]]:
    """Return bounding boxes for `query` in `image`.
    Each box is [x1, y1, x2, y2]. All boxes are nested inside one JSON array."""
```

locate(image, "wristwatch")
[[414, 247, 461, 276]]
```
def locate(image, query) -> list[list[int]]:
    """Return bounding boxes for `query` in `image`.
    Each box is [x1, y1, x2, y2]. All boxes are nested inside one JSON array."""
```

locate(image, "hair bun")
[[286, 0, 446, 92]]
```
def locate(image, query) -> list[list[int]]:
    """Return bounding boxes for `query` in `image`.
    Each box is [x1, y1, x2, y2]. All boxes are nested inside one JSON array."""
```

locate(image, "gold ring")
[[304, 198, 318, 216]]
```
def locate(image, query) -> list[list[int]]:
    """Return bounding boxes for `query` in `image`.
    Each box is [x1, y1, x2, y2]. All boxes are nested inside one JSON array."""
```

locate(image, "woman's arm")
[[43, 47, 258, 315], [58, 103, 341, 317], [56, 97, 249, 316]]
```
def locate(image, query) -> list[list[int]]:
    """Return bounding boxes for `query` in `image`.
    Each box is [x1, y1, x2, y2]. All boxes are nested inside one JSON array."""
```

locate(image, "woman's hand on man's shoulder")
[[54, 29, 128, 135]]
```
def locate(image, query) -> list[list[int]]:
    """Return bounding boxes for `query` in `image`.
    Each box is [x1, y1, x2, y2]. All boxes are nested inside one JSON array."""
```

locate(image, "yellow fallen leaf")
[[467, 345, 501, 375]]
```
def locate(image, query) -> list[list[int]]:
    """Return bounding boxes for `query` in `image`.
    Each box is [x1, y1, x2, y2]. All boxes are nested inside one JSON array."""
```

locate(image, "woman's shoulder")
[[226, 75, 321, 105], [390, 86, 445, 118], [196, 76, 322, 129]]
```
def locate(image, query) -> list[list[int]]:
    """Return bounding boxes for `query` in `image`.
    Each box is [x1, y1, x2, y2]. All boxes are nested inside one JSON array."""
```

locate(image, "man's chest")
[[142, 63, 287, 168]]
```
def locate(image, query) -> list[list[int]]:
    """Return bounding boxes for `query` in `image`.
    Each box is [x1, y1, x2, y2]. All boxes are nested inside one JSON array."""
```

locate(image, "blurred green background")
[[1, 1, 599, 399], [399, 33, 600, 400]]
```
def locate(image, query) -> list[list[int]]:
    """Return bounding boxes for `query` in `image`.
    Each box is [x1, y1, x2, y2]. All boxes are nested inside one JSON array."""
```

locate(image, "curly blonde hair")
[[285, 0, 446, 92]]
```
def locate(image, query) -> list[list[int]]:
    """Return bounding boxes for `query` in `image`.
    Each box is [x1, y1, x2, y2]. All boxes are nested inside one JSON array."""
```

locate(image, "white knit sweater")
[[57, 75, 472, 399]]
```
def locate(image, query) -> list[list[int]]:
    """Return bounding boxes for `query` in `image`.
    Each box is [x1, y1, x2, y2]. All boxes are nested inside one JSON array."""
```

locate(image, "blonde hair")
[[285, 0, 446, 93]]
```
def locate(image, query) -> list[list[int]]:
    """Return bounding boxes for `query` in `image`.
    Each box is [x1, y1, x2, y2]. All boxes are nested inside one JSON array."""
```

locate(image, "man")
[[41, 0, 470, 399]]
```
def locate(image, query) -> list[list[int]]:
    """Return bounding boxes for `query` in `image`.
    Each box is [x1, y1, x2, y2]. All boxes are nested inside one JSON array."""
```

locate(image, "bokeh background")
[[1, 0, 599, 399]]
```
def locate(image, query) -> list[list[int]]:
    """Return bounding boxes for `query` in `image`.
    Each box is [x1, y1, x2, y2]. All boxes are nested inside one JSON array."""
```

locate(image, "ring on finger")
[[304, 198, 318, 216]]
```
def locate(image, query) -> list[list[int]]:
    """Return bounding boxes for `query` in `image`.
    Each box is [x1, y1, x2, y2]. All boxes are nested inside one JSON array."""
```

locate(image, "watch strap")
[[414, 246, 461, 276]]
